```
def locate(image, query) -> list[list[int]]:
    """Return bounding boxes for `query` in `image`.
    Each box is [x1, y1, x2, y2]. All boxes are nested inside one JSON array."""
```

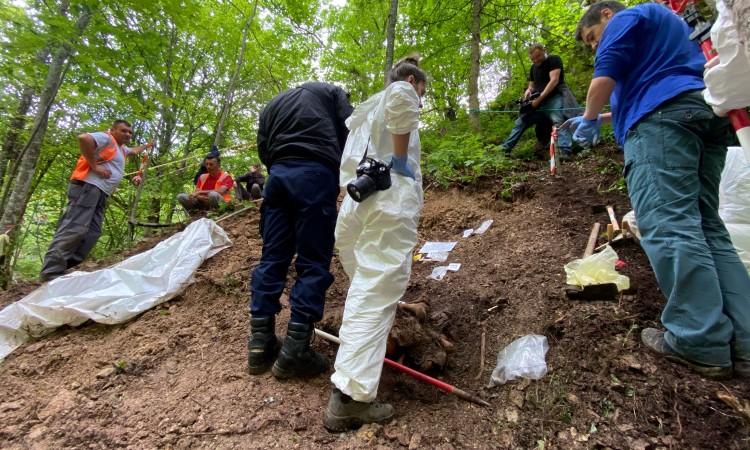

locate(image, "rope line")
[[125, 154, 197, 177], [470, 106, 611, 114], [125, 142, 255, 177], [470, 107, 585, 113]]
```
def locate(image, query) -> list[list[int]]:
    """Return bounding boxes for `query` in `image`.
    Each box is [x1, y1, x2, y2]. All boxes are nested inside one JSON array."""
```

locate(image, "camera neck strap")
[[359, 136, 372, 164]]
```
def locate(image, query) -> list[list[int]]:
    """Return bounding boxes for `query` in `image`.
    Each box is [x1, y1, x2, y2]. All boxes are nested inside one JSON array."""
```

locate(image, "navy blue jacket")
[[258, 82, 353, 171]]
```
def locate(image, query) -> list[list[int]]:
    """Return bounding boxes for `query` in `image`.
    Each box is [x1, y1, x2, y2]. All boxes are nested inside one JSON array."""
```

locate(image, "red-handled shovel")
[[314, 328, 491, 408]]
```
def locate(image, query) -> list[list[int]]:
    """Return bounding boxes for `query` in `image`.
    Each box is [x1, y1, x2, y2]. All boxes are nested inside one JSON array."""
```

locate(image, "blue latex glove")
[[559, 116, 583, 132], [572, 116, 602, 147], [390, 154, 415, 180]]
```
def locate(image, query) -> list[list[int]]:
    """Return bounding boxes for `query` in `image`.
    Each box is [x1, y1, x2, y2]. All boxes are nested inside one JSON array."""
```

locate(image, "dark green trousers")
[[624, 91, 750, 367], [41, 181, 107, 278]]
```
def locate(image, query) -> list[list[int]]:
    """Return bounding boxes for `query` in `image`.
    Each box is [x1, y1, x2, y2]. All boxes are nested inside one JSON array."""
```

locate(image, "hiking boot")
[[40, 267, 74, 282], [39, 272, 63, 282], [324, 388, 394, 432], [271, 322, 328, 379], [735, 360, 750, 378], [641, 328, 732, 380], [558, 151, 573, 162], [247, 316, 281, 375]]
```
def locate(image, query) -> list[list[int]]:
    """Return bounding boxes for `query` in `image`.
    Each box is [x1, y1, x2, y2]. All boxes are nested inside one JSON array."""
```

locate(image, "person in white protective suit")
[[724, 0, 749, 56], [324, 57, 427, 432], [705, 0, 750, 280], [703, 0, 750, 118]]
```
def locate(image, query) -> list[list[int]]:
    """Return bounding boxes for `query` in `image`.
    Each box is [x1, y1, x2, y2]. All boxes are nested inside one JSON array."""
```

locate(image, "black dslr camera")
[[517, 91, 541, 116], [346, 156, 392, 202]]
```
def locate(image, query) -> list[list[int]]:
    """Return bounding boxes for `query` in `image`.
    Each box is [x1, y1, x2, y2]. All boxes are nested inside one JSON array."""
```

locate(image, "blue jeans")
[[624, 91, 750, 366], [250, 160, 339, 324], [501, 93, 572, 154]]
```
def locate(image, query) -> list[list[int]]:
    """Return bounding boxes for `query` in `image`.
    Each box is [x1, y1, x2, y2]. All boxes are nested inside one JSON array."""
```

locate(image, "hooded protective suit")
[[702, 0, 750, 279], [703, 0, 750, 113], [331, 81, 423, 402]]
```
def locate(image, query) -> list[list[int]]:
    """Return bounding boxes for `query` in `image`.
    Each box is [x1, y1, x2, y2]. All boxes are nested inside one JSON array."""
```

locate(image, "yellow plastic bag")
[[564, 245, 630, 291]]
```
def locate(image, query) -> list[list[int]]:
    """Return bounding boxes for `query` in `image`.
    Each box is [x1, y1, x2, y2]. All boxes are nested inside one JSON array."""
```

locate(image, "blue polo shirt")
[[594, 3, 705, 144]]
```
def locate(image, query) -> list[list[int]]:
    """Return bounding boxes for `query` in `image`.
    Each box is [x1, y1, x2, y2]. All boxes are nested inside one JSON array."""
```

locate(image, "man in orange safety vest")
[[40, 119, 153, 281], [176, 154, 234, 212]]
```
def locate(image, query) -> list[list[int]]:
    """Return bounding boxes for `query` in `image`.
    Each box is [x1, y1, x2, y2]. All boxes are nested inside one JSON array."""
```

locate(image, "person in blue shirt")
[[568, 1, 750, 379]]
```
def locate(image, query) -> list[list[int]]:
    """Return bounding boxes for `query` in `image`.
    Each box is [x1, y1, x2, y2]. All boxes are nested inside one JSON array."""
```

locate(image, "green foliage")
[[600, 176, 627, 195], [422, 116, 516, 186], [0, 0, 326, 281], [596, 158, 621, 176], [500, 173, 529, 201], [512, 139, 539, 161], [0, 0, 607, 283], [599, 397, 615, 418], [590, 147, 627, 194], [559, 407, 573, 424], [114, 359, 127, 373]]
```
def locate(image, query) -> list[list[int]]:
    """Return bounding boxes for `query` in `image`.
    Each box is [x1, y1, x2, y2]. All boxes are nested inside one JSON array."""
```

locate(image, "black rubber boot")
[[247, 316, 281, 375], [324, 388, 394, 432], [271, 322, 328, 379]]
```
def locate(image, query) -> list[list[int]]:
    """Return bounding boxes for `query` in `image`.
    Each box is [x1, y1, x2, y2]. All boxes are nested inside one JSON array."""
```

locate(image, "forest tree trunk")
[[384, 0, 399, 86], [468, 0, 483, 131], [0, 4, 92, 288]]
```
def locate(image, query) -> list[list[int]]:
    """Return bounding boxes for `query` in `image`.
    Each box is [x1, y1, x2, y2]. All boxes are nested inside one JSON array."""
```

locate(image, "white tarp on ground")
[[0, 218, 232, 361], [719, 147, 750, 273]]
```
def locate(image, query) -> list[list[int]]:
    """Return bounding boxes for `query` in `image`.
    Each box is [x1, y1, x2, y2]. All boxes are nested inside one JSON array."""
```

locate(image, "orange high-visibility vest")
[[197, 171, 232, 202], [70, 132, 124, 181]]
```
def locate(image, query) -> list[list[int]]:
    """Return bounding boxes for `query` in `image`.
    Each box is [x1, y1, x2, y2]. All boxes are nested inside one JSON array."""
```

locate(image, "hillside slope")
[[0, 151, 748, 449]]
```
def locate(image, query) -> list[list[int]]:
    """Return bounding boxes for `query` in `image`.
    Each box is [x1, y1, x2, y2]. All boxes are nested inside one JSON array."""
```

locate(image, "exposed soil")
[[1, 150, 749, 449]]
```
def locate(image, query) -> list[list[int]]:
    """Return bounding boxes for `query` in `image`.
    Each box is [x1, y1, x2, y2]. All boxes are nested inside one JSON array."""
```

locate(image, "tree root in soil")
[[320, 295, 456, 373]]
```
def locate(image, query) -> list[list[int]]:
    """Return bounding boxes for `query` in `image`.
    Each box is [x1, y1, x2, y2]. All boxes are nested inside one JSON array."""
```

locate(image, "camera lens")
[[347, 174, 377, 202]]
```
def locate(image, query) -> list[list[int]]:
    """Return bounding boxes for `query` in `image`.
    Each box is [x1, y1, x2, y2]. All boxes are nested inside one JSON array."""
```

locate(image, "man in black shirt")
[[235, 163, 265, 200], [248, 82, 353, 380], [501, 43, 580, 157]]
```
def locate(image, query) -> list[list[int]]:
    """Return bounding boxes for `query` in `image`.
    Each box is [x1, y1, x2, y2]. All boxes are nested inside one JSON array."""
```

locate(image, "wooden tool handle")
[[620, 220, 630, 238], [585, 222, 601, 257], [606, 206, 621, 232]]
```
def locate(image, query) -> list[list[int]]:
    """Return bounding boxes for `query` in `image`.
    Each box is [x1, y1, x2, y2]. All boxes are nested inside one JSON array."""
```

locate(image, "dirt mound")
[[1, 151, 748, 449]]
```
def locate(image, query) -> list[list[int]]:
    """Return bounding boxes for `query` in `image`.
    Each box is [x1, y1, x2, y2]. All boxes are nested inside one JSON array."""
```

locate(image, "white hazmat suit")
[[703, 0, 750, 273], [331, 81, 423, 402], [703, 0, 750, 114]]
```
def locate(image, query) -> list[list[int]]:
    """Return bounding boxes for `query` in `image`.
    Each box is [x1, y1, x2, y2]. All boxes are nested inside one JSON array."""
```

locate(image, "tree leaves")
[[0, 0, 596, 281]]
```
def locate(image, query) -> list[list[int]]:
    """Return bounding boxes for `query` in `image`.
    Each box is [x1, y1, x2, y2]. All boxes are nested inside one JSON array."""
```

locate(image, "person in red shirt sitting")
[[177, 154, 233, 212]]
